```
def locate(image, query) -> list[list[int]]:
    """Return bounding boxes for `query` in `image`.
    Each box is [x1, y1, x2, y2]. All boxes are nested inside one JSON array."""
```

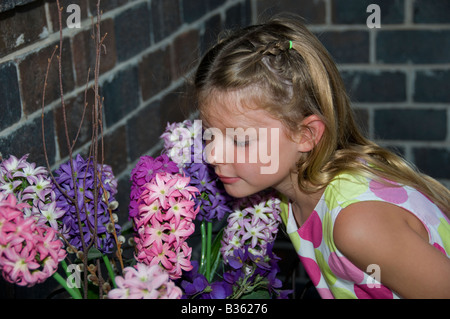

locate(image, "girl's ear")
[[295, 115, 325, 153]]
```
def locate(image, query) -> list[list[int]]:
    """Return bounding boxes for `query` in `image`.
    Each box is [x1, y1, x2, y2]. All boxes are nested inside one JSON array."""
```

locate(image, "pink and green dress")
[[280, 172, 450, 299]]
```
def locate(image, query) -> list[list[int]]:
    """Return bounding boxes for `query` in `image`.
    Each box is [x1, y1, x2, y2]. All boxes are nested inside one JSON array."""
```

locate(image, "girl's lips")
[[217, 175, 241, 184]]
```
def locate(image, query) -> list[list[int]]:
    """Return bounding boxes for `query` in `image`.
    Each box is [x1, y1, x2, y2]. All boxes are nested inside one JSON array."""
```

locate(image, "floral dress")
[[280, 172, 450, 299]]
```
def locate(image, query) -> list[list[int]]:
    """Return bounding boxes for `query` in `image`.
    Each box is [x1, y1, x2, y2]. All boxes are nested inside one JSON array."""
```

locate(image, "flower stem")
[[206, 221, 212, 280], [200, 221, 206, 275], [102, 254, 117, 288], [52, 272, 82, 299]]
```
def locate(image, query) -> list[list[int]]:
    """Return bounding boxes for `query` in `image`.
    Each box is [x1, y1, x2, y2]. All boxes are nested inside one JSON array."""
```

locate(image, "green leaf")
[[119, 220, 134, 235], [208, 227, 224, 282], [241, 289, 271, 299], [87, 247, 103, 260]]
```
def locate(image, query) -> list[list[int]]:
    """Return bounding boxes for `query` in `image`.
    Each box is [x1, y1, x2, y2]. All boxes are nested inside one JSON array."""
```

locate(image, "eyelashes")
[[233, 137, 250, 147]]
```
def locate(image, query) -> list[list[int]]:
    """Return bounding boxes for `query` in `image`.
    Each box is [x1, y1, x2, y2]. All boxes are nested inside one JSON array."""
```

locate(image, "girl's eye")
[[233, 138, 250, 147]]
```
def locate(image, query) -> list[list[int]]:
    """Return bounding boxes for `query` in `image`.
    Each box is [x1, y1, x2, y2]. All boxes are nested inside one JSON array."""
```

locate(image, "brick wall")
[[0, 0, 449, 298]]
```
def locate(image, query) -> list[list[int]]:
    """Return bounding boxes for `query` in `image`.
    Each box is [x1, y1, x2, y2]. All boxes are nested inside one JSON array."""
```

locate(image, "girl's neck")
[[274, 172, 324, 227]]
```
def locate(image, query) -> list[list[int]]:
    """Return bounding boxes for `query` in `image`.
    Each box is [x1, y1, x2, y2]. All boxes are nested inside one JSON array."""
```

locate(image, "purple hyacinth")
[[53, 154, 121, 254], [221, 191, 281, 262], [178, 261, 232, 299], [129, 154, 179, 219]]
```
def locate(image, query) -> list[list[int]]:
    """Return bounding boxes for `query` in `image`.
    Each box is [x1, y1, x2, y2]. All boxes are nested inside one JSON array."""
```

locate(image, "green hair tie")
[[289, 40, 293, 49]]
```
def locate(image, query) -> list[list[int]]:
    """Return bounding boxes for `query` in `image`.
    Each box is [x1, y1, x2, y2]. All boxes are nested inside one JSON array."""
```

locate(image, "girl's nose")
[[204, 128, 225, 165]]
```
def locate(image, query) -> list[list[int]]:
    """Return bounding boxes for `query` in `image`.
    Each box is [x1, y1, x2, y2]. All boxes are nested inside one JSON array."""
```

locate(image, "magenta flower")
[[129, 154, 179, 218], [131, 167, 199, 280], [0, 193, 66, 287], [108, 263, 182, 299]]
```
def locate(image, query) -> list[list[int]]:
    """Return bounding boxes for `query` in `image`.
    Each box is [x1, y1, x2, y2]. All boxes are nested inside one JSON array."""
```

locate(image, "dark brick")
[[0, 0, 48, 58], [0, 110, 56, 167], [152, 0, 182, 43], [256, 0, 326, 24], [139, 46, 173, 101], [342, 71, 406, 103], [332, 0, 404, 24], [182, 0, 208, 23], [114, 3, 151, 62], [374, 109, 447, 141], [72, 17, 117, 87], [0, 61, 21, 131], [103, 124, 128, 174], [414, 70, 450, 103], [1, 0, 38, 13], [126, 100, 162, 161], [413, 0, 450, 24], [413, 147, 450, 179], [102, 65, 140, 127], [225, 2, 252, 29], [208, 0, 226, 11], [88, 0, 128, 16], [376, 30, 450, 64], [317, 31, 369, 64], [200, 13, 222, 55], [54, 89, 95, 158], [353, 108, 369, 136], [171, 28, 200, 79], [159, 88, 193, 125], [18, 37, 75, 115]]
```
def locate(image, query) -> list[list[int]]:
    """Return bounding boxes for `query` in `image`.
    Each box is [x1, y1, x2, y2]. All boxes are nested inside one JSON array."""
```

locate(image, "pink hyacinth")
[[108, 263, 182, 299], [132, 172, 199, 280], [0, 193, 66, 287], [0, 154, 65, 233], [221, 193, 282, 263]]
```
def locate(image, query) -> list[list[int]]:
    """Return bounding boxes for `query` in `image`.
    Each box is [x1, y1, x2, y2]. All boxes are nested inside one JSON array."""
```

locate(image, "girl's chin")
[[222, 183, 265, 199]]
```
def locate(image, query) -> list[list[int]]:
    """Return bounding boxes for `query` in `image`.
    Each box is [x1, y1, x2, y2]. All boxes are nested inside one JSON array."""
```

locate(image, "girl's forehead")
[[199, 88, 274, 129]]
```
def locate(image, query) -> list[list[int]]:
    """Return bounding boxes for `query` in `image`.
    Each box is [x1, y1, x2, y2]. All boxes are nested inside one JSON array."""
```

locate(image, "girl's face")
[[201, 91, 303, 198]]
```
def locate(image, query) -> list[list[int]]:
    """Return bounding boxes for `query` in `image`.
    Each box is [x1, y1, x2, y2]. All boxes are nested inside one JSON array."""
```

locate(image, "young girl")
[[193, 15, 450, 298]]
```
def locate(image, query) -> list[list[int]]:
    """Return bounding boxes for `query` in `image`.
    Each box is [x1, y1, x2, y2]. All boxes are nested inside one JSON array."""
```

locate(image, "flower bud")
[[106, 222, 115, 233], [88, 264, 97, 273], [108, 201, 119, 211], [76, 250, 85, 260]]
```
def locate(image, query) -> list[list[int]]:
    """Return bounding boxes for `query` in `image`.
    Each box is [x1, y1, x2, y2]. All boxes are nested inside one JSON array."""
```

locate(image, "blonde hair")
[[193, 15, 450, 216]]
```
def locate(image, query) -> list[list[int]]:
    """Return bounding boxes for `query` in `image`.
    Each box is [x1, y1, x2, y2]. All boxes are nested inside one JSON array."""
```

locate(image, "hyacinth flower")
[[161, 120, 232, 222], [178, 261, 232, 299], [107, 263, 182, 299], [221, 192, 282, 263], [0, 193, 68, 290], [129, 154, 179, 219], [131, 163, 200, 280], [219, 191, 291, 298], [0, 154, 66, 232], [53, 154, 121, 254], [161, 121, 233, 282]]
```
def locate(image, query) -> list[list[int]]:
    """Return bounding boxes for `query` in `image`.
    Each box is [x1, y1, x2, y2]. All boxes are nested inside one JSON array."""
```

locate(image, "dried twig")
[[40, 0, 123, 299]]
